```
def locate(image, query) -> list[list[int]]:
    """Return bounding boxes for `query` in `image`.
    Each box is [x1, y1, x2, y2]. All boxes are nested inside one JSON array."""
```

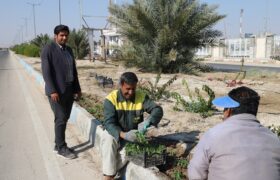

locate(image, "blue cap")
[[212, 96, 240, 108]]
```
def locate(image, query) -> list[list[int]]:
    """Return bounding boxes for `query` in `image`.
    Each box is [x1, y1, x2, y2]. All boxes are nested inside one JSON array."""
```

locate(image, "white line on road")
[[14, 57, 65, 180]]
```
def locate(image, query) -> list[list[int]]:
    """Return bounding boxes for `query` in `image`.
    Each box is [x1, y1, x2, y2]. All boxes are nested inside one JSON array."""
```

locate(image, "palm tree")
[[68, 29, 90, 59], [109, 0, 225, 73], [30, 34, 51, 49]]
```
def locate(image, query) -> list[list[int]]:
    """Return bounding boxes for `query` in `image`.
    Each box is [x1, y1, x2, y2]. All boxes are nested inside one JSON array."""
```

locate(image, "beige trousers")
[[100, 129, 128, 176]]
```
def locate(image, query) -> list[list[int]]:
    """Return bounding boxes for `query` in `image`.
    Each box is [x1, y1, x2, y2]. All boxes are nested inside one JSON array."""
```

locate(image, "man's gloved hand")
[[124, 130, 138, 142], [138, 119, 152, 134]]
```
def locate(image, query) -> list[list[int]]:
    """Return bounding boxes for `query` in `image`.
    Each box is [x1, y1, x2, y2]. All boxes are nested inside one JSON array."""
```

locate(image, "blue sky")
[[0, 0, 279, 47]]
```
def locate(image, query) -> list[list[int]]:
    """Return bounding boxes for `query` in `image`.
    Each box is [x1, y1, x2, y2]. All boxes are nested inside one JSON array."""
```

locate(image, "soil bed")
[[21, 56, 280, 180]]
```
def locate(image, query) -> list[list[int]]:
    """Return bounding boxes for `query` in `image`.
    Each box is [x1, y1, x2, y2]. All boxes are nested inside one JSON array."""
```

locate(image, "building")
[[197, 34, 280, 62], [100, 25, 280, 62]]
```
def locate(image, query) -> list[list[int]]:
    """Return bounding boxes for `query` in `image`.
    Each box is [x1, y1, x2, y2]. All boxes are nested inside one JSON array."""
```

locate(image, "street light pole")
[[27, 2, 40, 38]]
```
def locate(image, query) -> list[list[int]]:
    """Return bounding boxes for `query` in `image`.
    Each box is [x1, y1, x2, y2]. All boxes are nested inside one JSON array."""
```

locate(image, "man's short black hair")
[[228, 86, 260, 116], [54, 25, 70, 35], [120, 72, 138, 85]]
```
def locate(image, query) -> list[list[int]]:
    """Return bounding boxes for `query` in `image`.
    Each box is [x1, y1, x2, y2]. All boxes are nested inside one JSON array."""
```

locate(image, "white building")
[[198, 34, 280, 62], [100, 25, 280, 62], [103, 27, 123, 55]]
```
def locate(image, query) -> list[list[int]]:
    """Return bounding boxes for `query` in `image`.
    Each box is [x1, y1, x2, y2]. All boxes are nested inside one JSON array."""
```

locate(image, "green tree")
[[30, 34, 51, 49], [68, 29, 90, 59], [109, 0, 225, 73], [23, 44, 40, 57]]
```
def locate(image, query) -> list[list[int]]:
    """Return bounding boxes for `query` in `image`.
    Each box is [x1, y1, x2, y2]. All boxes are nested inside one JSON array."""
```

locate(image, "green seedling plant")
[[138, 72, 177, 101], [171, 80, 215, 117], [176, 158, 189, 168], [125, 132, 166, 156], [172, 170, 184, 180], [78, 94, 104, 120], [169, 158, 188, 180], [87, 104, 104, 120], [269, 124, 280, 137]]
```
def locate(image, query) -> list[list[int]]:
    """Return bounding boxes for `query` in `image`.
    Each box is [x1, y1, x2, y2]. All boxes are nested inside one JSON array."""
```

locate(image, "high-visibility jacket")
[[103, 89, 163, 141]]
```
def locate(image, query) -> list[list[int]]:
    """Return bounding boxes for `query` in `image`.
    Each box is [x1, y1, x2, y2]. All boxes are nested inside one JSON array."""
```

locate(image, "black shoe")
[[54, 145, 75, 153], [57, 147, 76, 159], [54, 145, 58, 152]]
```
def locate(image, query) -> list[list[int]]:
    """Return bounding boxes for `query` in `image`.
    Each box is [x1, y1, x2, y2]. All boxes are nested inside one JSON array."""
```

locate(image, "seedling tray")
[[127, 150, 167, 168]]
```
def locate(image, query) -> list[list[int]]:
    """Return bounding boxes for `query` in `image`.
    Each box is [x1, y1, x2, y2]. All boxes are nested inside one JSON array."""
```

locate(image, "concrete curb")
[[14, 53, 171, 180]]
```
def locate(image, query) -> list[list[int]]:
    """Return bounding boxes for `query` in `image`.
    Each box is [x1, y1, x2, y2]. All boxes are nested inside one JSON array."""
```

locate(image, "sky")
[[0, 0, 279, 47]]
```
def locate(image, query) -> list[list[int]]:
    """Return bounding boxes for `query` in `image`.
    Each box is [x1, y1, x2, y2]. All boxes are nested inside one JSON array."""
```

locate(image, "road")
[[205, 62, 280, 73], [0, 50, 102, 180]]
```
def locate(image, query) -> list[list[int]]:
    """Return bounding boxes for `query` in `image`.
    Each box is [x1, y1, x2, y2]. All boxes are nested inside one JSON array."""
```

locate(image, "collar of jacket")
[[227, 113, 260, 124], [54, 41, 66, 50]]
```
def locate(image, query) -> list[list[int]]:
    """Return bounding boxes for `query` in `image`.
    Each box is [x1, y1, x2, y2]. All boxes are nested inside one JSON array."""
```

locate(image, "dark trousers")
[[48, 84, 74, 149]]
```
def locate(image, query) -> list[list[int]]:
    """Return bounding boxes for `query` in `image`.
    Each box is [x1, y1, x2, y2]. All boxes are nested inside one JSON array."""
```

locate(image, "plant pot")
[[127, 150, 167, 168]]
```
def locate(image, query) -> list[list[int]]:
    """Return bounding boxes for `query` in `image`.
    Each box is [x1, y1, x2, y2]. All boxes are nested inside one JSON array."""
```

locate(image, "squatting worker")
[[100, 72, 163, 180], [41, 25, 82, 159], [188, 86, 280, 180]]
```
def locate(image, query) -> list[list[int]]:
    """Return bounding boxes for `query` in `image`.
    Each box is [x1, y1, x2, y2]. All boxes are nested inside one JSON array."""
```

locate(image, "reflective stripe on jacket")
[[103, 89, 163, 141]]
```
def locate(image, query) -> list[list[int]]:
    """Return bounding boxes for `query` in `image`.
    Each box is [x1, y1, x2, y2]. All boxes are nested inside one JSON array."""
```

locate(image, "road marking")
[[14, 57, 65, 180]]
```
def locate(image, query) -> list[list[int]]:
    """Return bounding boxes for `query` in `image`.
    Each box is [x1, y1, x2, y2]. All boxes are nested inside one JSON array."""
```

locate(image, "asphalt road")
[[206, 62, 280, 73], [0, 50, 102, 180]]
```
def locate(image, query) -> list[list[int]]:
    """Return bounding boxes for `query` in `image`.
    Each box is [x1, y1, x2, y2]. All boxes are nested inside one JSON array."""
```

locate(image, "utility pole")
[[59, 0, 61, 24], [21, 25, 24, 43], [223, 20, 227, 39], [27, 2, 40, 38], [239, 9, 245, 69], [264, 0, 269, 34], [22, 17, 28, 36], [79, 0, 83, 29], [239, 9, 243, 39]]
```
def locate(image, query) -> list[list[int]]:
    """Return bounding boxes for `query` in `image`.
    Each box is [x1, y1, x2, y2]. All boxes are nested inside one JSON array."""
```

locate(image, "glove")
[[138, 119, 152, 134], [124, 130, 138, 142]]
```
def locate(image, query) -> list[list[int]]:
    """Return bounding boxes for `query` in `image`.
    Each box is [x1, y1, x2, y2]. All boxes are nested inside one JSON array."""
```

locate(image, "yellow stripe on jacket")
[[106, 90, 145, 111]]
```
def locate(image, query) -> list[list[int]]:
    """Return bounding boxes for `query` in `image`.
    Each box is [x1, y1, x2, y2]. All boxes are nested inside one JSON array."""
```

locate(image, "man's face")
[[120, 82, 137, 100], [55, 31, 69, 45]]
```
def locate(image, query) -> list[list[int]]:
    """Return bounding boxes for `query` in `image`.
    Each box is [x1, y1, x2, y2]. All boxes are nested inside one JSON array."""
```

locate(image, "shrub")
[[23, 44, 40, 57], [138, 72, 177, 101], [171, 80, 215, 117]]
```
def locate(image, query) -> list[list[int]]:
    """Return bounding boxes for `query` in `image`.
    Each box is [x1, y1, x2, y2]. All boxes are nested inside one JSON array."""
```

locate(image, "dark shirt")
[[61, 47, 74, 82]]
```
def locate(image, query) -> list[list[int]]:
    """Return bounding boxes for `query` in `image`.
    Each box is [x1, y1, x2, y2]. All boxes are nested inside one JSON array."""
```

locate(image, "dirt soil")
[[26, 57, 280, 130], [23, 56, 280, 179]]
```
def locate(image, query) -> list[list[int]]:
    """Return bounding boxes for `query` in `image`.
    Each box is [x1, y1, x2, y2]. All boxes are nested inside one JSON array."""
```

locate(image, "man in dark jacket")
[[101, 72, 163, 180], [41, 25, 81, 159]]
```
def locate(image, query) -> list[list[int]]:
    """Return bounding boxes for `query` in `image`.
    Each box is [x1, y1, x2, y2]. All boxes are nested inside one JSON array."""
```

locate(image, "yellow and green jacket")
[[103, 89, 163, 141]]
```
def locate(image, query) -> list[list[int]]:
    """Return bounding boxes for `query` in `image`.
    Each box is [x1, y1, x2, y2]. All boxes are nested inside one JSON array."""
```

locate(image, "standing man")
[[101, 72, 163, 180], [41, 25, 82, 159], [188, 86, 280, 180]]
